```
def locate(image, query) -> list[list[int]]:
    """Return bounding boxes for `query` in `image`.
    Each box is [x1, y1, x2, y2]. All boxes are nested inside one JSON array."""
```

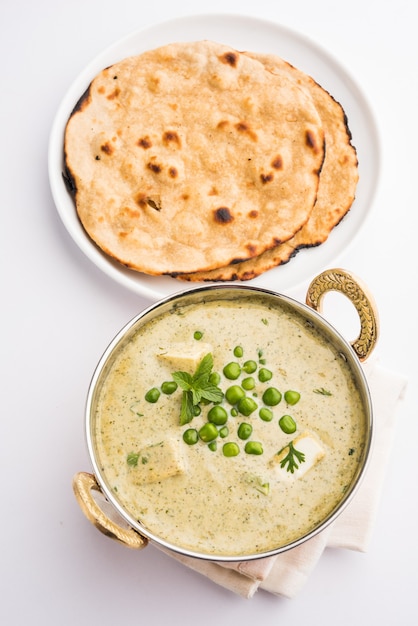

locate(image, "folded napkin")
[[160, 358, 407, 598]]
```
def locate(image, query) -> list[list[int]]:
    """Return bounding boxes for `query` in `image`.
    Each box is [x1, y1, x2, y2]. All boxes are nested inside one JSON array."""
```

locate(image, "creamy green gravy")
[[94, 296, 367, 557]]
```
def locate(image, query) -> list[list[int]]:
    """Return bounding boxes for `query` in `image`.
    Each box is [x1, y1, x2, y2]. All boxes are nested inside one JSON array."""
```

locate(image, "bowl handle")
[[72, 472, 148, 550], [306, 268, 379, 362]]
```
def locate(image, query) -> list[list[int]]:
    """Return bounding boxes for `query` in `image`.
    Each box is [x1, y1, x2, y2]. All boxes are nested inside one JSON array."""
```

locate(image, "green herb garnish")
[[244, 473, 270, 495], [127, 452, 140, 467], [313, 387, 332, 396], [129, 401, 144, 417], [172, 353, 224, 425], [278, 441, 306, 473]]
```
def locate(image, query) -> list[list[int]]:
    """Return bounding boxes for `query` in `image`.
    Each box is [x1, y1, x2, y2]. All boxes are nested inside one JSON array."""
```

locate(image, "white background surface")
[[1, 1, 416, 624]]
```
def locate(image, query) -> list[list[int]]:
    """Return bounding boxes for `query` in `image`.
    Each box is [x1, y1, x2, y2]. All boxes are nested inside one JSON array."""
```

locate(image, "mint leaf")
[[191, 387, 202, 405], [173, 354, 224, 425], [199, 384, 224, 403], [172, 371, 193, 391], [179, 390, 195, 425], [193, 353, 213, 381]]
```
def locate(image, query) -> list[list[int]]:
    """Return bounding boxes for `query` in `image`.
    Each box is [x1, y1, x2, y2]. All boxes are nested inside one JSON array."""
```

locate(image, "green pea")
[[284, 390, 301, 405], [183, 429, 199, 445], [230, 408, 238, 417], [245, 441, 264, 455], [233, 345, 244, 358], [259, 407, 273, 422], [237, 396, 258, 416], [223, 362, 241, 380], [279, 414, 297, 434], [145, 387, 160, 403], [207, 405, 228, 425], [238, 422, 253, 440], [241, 376, 255, 391], [258, 368, 272, 382], [199, 422, 218, 442], [219, 426, 229, 438], [193, 405, 201, 416], [223, 442, 240, 457], [262, 387, 282, 406], [161, 381, 178, 395], [225, 385, 245, 405], [193, 331, 203, 340], [243, 360, 257, 374], [208, 441, 217, 452], [209, 371, 221, 385]]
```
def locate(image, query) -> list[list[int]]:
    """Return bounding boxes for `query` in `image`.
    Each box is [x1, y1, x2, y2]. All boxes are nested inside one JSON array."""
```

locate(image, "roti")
[[64, 41, 325, 275], [177, 52, 358, 282]]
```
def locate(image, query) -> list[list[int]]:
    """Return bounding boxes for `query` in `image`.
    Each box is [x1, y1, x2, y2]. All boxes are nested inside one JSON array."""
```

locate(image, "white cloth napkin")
[[160, 359, 407, 598]]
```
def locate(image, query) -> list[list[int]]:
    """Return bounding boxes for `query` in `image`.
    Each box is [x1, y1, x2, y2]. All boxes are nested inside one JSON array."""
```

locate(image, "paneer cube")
[[156, 342, 213, 372], [128, 439, 185, 485], [270, 431, 325, 481]]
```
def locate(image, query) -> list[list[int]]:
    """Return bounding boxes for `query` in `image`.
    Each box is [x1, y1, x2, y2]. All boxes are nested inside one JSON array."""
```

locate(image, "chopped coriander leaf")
[[245, 474, 270, 495], [129, 401, 144, 416], [277, 441, 306, 473], [127, 453, 140, 467]]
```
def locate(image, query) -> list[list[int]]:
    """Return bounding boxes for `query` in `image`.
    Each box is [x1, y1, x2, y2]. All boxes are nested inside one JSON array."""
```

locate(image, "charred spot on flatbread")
[[219, 51, 238, 67], [214, 207, 233, 224]]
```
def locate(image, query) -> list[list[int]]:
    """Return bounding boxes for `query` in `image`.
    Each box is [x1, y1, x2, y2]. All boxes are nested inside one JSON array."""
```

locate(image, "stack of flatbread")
[[64, 40, 358, 281]]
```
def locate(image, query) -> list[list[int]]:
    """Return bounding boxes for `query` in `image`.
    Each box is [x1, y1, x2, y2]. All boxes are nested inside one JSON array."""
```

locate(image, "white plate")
[[48, 13, 380, 301]]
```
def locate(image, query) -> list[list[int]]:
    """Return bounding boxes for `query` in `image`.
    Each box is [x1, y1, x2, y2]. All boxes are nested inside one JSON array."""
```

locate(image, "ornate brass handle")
[[72, 472, 148, 550], [306, 268, 379, 362]]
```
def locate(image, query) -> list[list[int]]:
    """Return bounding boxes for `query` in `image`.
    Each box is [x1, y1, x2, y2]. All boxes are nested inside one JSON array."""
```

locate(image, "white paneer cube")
[[128, 439, 185, 485], [156, 342, 213, 372], [270, 431, 325, 481]]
